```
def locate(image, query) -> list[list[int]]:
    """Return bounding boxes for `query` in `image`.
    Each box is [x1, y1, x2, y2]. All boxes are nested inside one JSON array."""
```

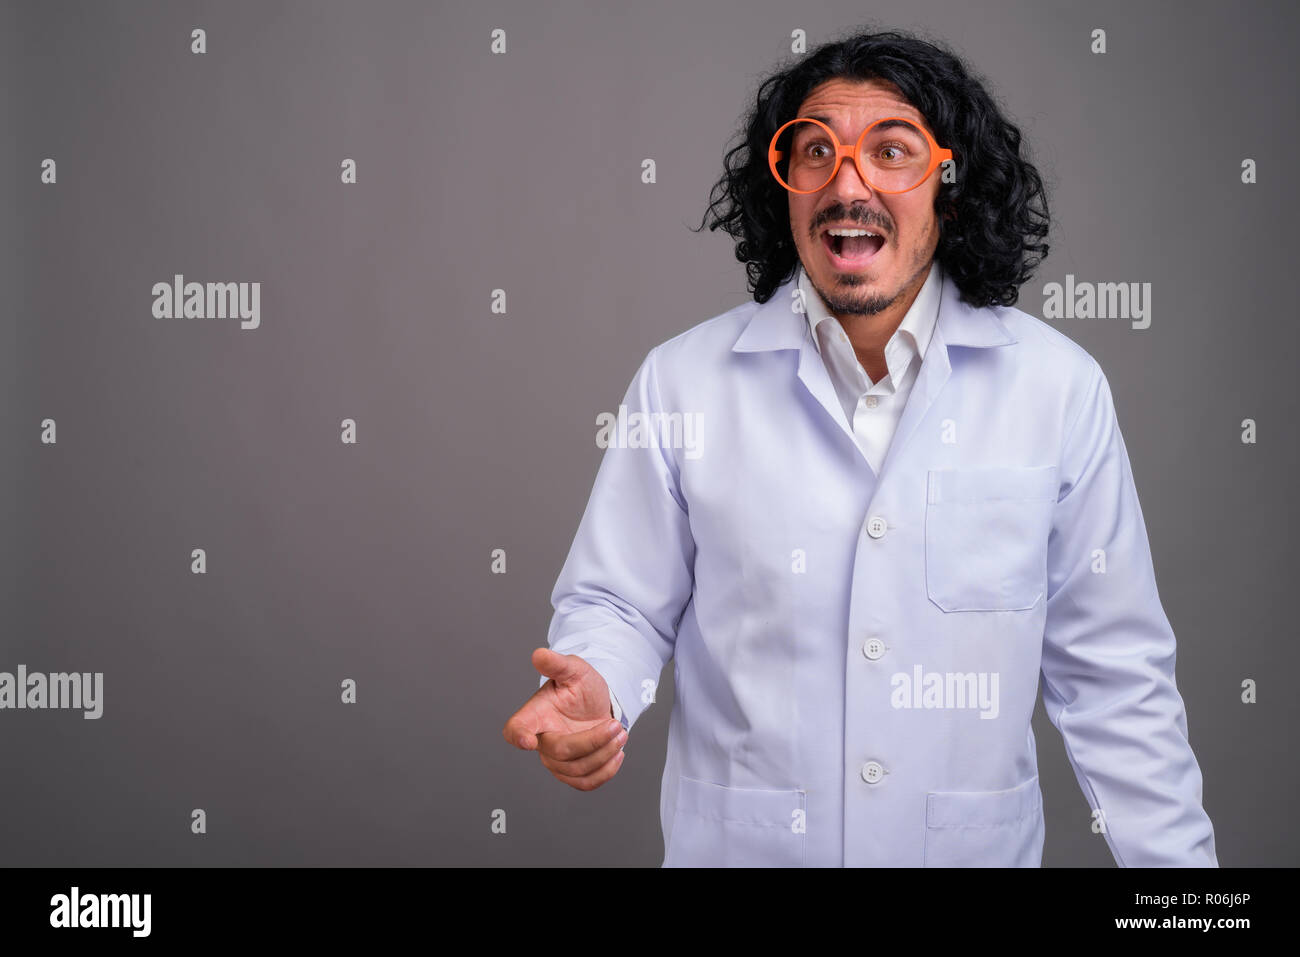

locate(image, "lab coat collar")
[[731, 262, 1018, 479], [732, 263, 1018, 354]]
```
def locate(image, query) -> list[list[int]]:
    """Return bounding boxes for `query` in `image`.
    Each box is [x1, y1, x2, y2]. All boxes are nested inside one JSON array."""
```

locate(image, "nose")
[[827, 150, 875, 199]]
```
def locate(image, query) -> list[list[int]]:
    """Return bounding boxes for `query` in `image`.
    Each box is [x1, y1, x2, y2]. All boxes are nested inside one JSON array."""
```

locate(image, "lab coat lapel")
[[731, 274, 870, 461], [796, 335, 865, 457], [876, 270, 1018, 481], [731, 267, 1018, 479], [875, 318, 951, 482]]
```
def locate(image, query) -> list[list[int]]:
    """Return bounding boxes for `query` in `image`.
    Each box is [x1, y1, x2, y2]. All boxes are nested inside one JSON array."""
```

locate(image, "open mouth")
[[822, 229, 886, 268]]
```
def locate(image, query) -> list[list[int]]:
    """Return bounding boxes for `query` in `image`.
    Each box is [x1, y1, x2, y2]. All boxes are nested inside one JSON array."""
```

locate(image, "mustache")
[[813, 212, 891, 235]]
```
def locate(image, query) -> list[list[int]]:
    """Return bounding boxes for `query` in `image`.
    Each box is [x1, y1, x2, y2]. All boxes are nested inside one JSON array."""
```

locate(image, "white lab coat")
[[544, 267, 1217, 867]]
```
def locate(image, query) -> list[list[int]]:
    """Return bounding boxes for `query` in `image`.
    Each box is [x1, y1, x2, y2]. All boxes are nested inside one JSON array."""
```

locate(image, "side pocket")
[[923, 774, 1044, 867], [663, 776, 806, 867]]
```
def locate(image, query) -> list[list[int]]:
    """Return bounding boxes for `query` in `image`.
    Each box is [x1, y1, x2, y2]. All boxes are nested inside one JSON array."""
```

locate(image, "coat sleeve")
[[539, 345, 695, 731], [1040, 359, 1217, 866]]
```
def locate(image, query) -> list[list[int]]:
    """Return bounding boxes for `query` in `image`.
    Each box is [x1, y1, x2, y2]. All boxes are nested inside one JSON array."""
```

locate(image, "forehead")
[[795, 77, 927, 130]]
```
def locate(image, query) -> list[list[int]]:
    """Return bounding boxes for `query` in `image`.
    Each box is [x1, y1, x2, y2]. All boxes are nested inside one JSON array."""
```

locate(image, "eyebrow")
[[806, 114, 920, 134]]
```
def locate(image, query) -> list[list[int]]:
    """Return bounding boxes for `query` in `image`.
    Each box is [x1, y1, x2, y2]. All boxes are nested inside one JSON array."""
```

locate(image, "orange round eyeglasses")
[[768, 116, 953, 195]]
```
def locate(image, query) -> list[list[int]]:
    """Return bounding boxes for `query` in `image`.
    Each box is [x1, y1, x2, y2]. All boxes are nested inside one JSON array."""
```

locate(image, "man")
[[503, 30, 1217, 867]]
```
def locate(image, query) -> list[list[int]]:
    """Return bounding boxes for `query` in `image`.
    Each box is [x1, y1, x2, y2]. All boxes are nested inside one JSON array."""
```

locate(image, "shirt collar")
[[798, 259, 943, 363], [732, 264, 1016, 355]]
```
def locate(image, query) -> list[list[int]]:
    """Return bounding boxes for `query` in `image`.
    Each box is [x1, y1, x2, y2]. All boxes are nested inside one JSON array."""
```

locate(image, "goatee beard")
[[822, 283, 898, 318]]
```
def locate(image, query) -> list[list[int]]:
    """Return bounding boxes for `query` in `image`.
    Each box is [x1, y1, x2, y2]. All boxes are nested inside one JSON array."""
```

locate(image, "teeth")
[[826, 228, 879, 237]]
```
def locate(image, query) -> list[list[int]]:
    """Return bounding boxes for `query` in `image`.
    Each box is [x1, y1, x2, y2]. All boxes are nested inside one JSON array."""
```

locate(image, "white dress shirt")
[[798, 259, 943, 474]]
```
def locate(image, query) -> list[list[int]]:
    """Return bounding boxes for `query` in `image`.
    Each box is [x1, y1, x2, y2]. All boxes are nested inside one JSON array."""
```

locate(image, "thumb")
[[531, 647, 590, 686]]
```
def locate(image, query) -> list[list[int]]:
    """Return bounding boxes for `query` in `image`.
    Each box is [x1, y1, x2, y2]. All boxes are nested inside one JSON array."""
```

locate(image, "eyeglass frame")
[[767, 116, 954, 195]]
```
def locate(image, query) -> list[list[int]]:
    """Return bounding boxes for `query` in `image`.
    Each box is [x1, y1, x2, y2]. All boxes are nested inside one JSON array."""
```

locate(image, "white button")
[[865, 395, 878, 409], [861, 761, 884, 784], [862, 637, 886, 660], [866, 515, 887, 538]]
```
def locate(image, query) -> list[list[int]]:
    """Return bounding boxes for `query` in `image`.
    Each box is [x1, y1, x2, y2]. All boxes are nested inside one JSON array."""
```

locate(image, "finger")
[[503, 697, 553, 751], [537, 719, 624, 762], [504, 717, 539, 751], [540, 726, 628, 778], [530, 647, 587, 685], [550, 749, 627, 792]]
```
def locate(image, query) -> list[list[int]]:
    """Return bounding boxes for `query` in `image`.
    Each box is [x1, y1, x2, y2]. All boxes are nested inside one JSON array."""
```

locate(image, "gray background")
[[2, 0, 1295, 866]]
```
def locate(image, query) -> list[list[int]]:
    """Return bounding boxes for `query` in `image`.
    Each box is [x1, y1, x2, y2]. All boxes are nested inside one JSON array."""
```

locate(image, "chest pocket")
[[924, 466, 1058, 612]]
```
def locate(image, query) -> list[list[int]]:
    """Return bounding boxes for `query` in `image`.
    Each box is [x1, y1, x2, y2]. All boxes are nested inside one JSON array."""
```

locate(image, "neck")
[[826, 260, 932, 380]]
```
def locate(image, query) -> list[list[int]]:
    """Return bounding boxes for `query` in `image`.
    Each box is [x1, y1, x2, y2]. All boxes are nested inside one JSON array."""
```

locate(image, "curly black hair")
[[691, 27, 1051, 308]]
